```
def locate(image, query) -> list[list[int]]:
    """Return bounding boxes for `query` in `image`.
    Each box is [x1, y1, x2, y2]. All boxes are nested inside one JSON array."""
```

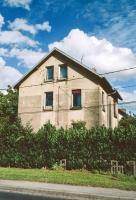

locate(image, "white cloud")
[[120, 90, 136, 102], [0, 14, 4, 29], [35, 22, 51, 32], [9, 18, 36, 34], [9, 18, 52, 34], [0, 57, 6, 66], [49, 29, 136, 79], [0, 48, 8, 56], [119, 89, 136, 114], [10, 48, 45, 68], [4, 0, 32, 10], [0, 57, 22, 89], [0, 30, 38, 47]]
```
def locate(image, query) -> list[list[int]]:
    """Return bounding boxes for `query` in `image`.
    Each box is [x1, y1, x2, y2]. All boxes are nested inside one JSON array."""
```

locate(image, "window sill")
[[44, 79, 54, 83], [70, 106, 82, 110], [43, 107, 53, 111], [57, 78, 68, 81]]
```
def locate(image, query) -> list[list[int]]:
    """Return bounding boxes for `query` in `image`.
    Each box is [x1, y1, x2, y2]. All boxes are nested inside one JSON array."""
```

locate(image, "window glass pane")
[[46, 92, 53, 106], [60, 65, 67, 79], [114, 100, 117, 117], [102, 91, 105, 111], [72, 90, 81, 107], [102, 92, 104, 104], [47, 67, 53, 80]]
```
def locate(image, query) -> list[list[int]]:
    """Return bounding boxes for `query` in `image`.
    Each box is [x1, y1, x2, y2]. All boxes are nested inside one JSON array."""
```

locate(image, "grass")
[[0, 167, 136, 191]]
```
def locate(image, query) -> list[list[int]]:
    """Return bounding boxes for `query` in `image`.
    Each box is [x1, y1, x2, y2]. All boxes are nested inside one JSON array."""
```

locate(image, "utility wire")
[[1, 65, 136, 90], [99, 66, 136, 75], [14, 81, 136, 90], [18, 100, 136, 115], [115, 84, 136, 89]]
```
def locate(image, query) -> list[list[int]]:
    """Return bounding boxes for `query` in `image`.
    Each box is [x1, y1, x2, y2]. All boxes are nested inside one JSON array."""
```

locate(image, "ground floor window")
[[45, 92, 53, 109], [72, 89, 81, 108]]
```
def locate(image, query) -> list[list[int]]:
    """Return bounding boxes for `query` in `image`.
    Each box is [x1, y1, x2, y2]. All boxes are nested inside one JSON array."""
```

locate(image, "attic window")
[[59, 64, 67, 79], [46, 66, 54, 81]]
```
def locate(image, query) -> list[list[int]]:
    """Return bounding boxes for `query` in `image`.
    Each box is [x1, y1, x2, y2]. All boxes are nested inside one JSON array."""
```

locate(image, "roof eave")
[[101, 77, 123, 100]]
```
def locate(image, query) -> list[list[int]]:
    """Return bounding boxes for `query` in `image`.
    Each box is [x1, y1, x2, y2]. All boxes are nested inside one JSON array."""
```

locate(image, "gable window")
[[60, 64, 67, 79], [102, 91, 105, 111], [44, 92, 53, 109], [72, 89, 81, 108], [46, 66, 54, 81]]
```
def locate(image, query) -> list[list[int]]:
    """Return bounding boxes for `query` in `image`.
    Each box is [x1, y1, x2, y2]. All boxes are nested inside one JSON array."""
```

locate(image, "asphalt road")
[[0, 191, 69, 200]]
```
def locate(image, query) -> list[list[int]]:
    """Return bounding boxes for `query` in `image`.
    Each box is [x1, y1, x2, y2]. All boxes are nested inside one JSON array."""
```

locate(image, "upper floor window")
[[44, 92, 53, 110], [113, 100, 117, 118], [102, 91, 105, 111], [46, 66, 54, 81], [72, 89, 81, 108], [60, 64, 67, 79]]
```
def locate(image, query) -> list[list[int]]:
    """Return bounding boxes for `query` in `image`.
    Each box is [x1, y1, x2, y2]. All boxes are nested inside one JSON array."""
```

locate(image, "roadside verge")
[[0, 180, 136, 200]]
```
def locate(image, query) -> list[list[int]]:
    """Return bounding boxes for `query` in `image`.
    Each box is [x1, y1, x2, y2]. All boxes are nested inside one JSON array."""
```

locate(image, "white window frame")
[[59, 64, 68, 80], [102, 91, 105, 112], [71, 89, 82, 108], [113, 100, 117, 118], [45, 66, 54, 81], [44, 92, 53, 110]]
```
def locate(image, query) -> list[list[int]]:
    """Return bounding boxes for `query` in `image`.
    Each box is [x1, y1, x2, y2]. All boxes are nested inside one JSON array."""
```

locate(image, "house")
[[14, 48, 122, 131], [118, 108, 127, 121]]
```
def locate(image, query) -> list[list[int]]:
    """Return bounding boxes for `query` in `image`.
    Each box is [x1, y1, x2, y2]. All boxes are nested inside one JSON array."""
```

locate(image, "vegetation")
[[0, 87, 136, 172], [0, 167, 136, 191]]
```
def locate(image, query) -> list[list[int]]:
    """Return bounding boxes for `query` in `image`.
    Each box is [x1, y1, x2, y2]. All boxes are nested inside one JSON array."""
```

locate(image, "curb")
[[0, 186, 136, 200]]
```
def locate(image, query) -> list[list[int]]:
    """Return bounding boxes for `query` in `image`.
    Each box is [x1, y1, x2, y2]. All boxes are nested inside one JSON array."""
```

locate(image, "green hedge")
[[0, 119, 136, 171]]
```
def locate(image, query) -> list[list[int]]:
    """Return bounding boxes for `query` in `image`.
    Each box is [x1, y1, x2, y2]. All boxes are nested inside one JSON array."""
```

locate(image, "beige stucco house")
[[14, 48, 122, 131], [118, 108, 127, 121]]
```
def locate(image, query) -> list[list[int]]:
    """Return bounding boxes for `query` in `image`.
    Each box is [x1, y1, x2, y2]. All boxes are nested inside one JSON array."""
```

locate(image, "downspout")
[[98, 86, 101, 126], [57, 86, 60, 126], [107, 94, 109, 128]]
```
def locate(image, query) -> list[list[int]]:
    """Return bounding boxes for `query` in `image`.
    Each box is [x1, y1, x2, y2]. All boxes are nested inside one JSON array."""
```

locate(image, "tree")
[[0, 86, 18, 123], [119, 115, 136, 129]]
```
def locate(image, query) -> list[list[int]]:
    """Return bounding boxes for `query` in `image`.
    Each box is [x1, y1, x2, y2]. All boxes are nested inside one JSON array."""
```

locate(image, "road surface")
[[0, 191, 68, 200], [0, 180, 136, 200]]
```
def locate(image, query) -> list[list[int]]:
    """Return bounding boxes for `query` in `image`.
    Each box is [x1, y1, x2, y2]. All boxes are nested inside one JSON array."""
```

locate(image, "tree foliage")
[[0, 86, 18, 122], [0, 88, 136, 170]]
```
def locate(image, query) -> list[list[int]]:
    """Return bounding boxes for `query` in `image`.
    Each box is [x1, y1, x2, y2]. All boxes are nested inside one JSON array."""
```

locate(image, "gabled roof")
[[118, 108, 128, 117], [14, 47, 122, 100]]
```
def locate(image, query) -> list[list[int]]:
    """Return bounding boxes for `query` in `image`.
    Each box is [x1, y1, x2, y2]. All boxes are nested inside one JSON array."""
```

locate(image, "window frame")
[[71, 89, 82, 109], [102, 91, 105, 112], [44, 91, 53, 110], [46, 66, 54, 81], [59, 64, 68, 80], [113, 99, 117, 118]]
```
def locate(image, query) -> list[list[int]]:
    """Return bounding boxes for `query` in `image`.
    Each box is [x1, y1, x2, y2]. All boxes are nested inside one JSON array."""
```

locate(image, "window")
[[45, 92, 53, 109], [60, 64, 67, 79], [46, 66, 53, 81], [113, 100, 117, 118], [72, 89, 81, 108], [102, 91, 105, 111]]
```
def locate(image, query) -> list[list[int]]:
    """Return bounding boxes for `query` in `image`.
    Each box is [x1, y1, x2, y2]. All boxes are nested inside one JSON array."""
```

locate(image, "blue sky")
[[0, 0, 136, 113]]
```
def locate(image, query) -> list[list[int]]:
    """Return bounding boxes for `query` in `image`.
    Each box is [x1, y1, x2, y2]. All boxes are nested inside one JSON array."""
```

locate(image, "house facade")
[[118, 108, 127, 121], [14, 48, 122, 131]]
